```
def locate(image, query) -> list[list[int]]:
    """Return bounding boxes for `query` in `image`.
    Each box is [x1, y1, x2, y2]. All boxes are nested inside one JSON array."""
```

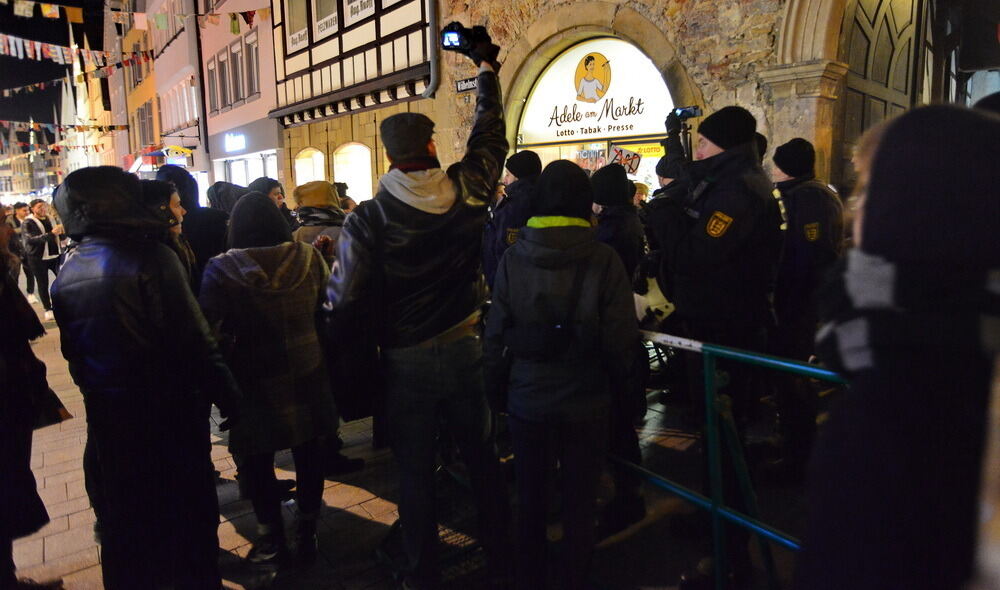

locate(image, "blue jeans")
[[383, 334, 510, 585]]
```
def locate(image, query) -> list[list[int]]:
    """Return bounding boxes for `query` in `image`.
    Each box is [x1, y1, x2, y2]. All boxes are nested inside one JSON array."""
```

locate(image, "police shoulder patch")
[[505, 227, 520, 245], [706, 211, 734, 238], [804, 222, 820, 242]]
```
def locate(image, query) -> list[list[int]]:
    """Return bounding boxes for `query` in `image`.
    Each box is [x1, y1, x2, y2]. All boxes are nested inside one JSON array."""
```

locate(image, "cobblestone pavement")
[[14, 295, 802, 590]]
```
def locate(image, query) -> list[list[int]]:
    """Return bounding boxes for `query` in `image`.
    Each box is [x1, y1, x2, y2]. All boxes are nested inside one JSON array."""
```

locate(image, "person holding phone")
[[21, 199, 64, 321]]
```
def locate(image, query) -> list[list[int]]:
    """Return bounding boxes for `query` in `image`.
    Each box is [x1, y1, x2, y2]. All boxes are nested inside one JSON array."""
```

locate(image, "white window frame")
[[217, 49, 230, 109], [312, 0, 338, 42], [207, 58, 218, 113], [244, 30, 260, 98], [229, 40, 244, 103]]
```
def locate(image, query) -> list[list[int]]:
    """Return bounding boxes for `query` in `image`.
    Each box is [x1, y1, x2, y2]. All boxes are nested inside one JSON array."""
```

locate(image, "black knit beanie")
[[380, 113, 435, 160], [861, 105, 1000, 267], [227, 192, 293, 249], [974, 91, 1000, 116], [655, 155, 683, 179], [531, 160, 593, 220], [590, 163, 631, 207], [698, 106, 757, 150], [505, 150, 542, 180], [773, 138, 816, 178]]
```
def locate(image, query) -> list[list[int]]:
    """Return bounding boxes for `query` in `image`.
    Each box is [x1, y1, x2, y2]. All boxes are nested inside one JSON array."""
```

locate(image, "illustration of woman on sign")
[[576, 55, 607, 103]]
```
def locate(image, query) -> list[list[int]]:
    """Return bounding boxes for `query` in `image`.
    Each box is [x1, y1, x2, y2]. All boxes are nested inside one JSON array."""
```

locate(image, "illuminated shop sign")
[[518, 38, 674, 145], [224, 133, 247, 153]]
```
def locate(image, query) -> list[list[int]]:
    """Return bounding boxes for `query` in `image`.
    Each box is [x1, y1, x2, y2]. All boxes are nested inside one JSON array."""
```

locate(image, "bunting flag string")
[[7, 0, 270, 27], [0, 32, 152, 73], [0, 120, 128, 133]]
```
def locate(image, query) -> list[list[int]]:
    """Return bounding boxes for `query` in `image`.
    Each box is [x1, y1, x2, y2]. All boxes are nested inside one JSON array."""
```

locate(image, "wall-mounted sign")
[[455, 77, 478, 93], [518, 38, 675, 145], [344, 0, 375, 27], [224, 133, 247, 153]]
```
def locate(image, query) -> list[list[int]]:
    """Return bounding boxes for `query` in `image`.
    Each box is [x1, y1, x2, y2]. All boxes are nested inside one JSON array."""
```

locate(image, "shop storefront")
[[209, 118, 281, 188], [516, 37, 676, 188]]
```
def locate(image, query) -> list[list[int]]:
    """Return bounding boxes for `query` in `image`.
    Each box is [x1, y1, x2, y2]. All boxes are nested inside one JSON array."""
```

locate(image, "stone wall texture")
[[281, 0, 856, 191]]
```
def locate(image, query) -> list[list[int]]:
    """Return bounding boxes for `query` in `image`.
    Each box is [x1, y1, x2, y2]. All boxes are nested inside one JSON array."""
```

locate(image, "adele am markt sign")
[[518, 37, 675, 145]]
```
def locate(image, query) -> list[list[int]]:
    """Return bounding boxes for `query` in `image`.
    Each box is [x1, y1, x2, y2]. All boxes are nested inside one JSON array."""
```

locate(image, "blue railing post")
[[703, 352, 727, 590]]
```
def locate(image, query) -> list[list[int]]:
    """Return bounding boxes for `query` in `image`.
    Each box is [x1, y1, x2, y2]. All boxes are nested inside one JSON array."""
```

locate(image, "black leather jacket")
[[326, 67, 507, 348], [52, 236, 240, 415]]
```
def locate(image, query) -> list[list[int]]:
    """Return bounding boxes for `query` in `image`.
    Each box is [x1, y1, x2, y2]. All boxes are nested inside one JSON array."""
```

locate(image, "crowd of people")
[[2, 31, 1000, 590]]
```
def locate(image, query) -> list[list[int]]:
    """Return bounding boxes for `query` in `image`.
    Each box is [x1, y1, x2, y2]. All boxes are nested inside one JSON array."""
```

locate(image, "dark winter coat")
[[200, 241, 337, 455], [484, 221, 638, 421], [773, 176, 843, 328], [0, 271, 49, 540], [21, 215, 62, 260], [796, 251, 998, 590], [326, 67, 507, 349], [595, 204, 645, 280], [482, 176, 535, 288], [156, 164, 230, 286], [658, 143, 783, 325]]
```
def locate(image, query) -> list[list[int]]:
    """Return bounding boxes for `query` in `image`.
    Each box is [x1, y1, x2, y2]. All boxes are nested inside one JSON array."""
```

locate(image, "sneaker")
[[27, 294, 38, 304], [247, 533, 290, 569], [294, 519, 319, 566], [43, 310, 54, 321]]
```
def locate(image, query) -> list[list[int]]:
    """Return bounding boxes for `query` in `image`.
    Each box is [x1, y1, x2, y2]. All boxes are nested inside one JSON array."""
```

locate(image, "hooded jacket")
[[595, 204, 645, 280], [200, 241, 336, 455], [155, 167, 230, 286], [484, 220, 637, 420], [293, 206, 347, 250], [207, 181, 249, 215], [325, 66, 507, 348]]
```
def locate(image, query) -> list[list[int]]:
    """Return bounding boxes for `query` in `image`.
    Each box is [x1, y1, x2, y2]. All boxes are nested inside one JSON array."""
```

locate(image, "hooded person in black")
[[50, 166, 241, 590], [485, 160, 638, 590], [591, 163, 645, 280], [796, 105, 1000, 590], [207, 180, 250, 215], [156, 164, 229, 291], [482, 150, 541, 288]]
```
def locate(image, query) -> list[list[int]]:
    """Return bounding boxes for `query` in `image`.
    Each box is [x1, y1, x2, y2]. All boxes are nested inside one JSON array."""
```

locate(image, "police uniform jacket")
[[482, 176, 535, 288], [659, 143, 783, 325], [773, 175, 844, 328]]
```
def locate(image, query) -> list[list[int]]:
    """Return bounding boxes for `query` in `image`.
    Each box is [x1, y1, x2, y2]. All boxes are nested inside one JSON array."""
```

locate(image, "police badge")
[[706, 211, 733, 238]]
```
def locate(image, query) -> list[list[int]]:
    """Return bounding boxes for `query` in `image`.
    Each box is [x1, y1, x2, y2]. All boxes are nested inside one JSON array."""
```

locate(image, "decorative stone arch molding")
[[498, 2, 705, 151], [757, 0, 851, 182]]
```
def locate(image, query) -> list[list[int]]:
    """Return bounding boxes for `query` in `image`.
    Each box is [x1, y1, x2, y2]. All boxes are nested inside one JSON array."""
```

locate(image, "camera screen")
[[442, 31, 461, 47]]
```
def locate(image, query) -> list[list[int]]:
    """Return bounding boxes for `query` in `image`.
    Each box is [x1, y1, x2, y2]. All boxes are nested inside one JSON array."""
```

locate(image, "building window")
[[217, 50, 230, 108], [312, 0, 338, 42], [294, 147, 325, 185], [286, 0, 308, 53], [230, 41, 244, 103], [333, 143, 373, 202], [245, 30, 260, 97], [207, 59, 218, 112]]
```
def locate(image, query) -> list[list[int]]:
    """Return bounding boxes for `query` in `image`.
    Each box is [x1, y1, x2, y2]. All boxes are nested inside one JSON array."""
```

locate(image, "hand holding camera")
[[441, 22, 501, 72]]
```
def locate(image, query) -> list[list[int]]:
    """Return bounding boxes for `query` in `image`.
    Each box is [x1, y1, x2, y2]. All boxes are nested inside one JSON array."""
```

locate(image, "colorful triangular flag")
[[229, 13, 241, 35], [39, 3, 59, 18], [65, 6, 83, 23]]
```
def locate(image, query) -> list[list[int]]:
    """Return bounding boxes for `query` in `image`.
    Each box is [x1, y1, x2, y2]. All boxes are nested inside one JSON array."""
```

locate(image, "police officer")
[[482, 150, 540, 288], [768, 138, 844, 478], [655, 106, 783, 588]]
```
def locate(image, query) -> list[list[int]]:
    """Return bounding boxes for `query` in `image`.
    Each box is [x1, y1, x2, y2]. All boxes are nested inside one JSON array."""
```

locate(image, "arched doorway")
[[837, 0, 926, 188], [294, 147, 326, 186], [332, 143, 374, 202], [516, 37, 676, 188]]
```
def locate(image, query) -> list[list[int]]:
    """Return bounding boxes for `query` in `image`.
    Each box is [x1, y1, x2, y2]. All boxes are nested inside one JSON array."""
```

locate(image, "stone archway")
[[498, 3, 705, 151], [778, 0, 850, 63]]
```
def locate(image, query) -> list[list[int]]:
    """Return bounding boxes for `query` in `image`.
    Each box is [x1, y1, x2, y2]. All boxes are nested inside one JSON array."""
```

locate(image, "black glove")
[[469, 40, 501, 73], [665, 111, 682, 135]]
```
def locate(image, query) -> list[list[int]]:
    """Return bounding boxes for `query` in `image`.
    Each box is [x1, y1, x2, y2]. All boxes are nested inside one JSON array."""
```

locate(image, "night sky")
[[0, 0, 105, 124]]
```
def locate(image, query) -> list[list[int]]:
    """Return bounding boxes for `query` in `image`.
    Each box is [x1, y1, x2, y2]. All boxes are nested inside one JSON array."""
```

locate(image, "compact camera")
[[673, 106, 703, 119], [440, 22, 491, 53]]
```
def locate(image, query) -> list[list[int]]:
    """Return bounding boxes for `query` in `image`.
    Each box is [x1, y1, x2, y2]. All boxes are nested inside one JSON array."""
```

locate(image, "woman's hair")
[[29, 198, 45, 209], [852, 119, 891, 196], [248, 177, 283, 196], [139, 179, 180, 230], [584, 55, 595, 67]]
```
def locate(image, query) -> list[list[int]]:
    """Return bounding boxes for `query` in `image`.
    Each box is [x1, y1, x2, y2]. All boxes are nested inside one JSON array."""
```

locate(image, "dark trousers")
[[682, 319, 767, 575], [609, 398, 643, 500], [383, 335, 510, 586], [85, 394, 221, 590], [1, 423, 48, 589], [20, 256, 34, 294], [241, 438, 325, 527], [770, 314, 819, 466], [509, 412, 608, 590], [27, 257, 59, 311]]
